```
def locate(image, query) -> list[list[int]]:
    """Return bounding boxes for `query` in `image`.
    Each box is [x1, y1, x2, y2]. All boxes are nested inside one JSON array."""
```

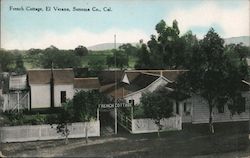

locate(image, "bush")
[[133, 105, 146, 119]]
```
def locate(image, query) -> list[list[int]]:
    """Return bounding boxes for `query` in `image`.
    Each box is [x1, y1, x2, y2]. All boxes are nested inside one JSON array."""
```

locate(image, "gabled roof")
[[9, 75, 27, 90], [123, 70, 187, 83], [102, 73, 160, 97], [28, 69, 74, 84], [74, 78, 100, 89], [124, 73, 159, 92]]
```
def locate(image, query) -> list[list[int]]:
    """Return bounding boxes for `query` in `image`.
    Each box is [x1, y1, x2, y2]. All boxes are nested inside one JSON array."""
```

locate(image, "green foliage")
[[133, 105, 145, 119], [177, 28, 249, 133], [135, 43, 151, 69], [88, 57, 106, 72], [0, 49, 15, 72], [74, 45, 88, 56], [14, 54, 26, 75], [40, 45, 81, 68], [140, 87, 173, 136], [106, 49, 128, 69], [135, 19, 189, 69], [7, 112, 25, 126], [141, 88, 173, 120], [73, 90, 108, 121]]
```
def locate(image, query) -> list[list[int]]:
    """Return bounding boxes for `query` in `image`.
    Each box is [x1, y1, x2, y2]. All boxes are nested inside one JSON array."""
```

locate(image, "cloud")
[[166, 1, 249, 38], [1, 28, 149, 50]]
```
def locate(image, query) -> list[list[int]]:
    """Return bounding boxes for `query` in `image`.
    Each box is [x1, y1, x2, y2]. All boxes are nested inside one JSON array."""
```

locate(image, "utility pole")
[[114, 34, 118, 134]]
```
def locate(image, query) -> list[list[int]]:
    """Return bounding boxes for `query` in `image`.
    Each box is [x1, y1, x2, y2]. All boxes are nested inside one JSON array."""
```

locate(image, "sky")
[[1, 0, 249, 50]]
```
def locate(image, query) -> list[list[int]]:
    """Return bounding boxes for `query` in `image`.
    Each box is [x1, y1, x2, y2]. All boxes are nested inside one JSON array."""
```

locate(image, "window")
[[61, 91, 66, 103], [184, 102, 191, 115], [218, 105, 224, 113], [176, 102, 179, 114], [239, 97, 246, 112], [129, 99, 135, 106]]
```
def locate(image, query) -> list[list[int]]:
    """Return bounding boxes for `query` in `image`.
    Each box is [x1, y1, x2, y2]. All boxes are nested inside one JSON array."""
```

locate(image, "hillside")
[[224, 36, 250, 46], [87, 43, 138, 51]]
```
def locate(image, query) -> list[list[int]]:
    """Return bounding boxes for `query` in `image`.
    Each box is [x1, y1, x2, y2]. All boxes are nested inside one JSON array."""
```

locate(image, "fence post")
[[27, 92, 30, 111], [17, 91, 20, 112]]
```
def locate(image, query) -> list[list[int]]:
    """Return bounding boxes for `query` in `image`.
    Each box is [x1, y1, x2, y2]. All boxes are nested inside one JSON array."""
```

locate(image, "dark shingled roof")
[[28, 69, 74, 84], [102, 73, 159, 95], [98, 70, 124, 85], [74, 78, 100, 89], [124, 73, 159, 92]]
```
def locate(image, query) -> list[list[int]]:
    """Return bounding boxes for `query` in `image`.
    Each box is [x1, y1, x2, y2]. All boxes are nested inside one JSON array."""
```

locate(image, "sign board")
[[98, 103, 132, 109]]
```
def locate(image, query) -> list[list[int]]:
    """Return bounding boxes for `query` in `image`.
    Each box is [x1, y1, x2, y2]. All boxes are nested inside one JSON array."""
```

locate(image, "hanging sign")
[[98, 103, 132, 109]]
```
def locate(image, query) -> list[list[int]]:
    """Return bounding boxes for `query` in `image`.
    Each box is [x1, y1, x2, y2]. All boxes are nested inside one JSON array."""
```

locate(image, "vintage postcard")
[[0, 0, 250, 157]]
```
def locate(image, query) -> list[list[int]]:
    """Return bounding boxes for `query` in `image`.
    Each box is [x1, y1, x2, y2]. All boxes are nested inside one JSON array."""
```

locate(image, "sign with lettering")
[[98, 103, 132, 109]]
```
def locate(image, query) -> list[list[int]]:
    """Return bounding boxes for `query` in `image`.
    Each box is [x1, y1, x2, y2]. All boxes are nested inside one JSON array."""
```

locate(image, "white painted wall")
[[30, 84, 50, 108], [54, 84, 74, 107], [187, 92, 250, 124], [30, 84, 74, 108]]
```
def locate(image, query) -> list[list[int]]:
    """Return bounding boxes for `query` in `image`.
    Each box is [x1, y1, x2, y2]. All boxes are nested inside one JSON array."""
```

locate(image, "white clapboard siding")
[[191, 92, 250, 124]]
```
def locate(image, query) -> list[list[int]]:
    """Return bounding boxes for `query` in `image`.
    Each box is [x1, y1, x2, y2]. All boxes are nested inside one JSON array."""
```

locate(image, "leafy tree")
[[179, 31, 199, 68], [119, 43, 138, 66], [136, 19, 185, 69], [14, 54, 26, 75], [56, 100, 74, 144], [40, 46, 81, 68], [135, 43, 151, 69], [141, 87, 173, 137], [179, 28, 248, 133], [105, 49, 128, 69], [73, 90, 108, 143], [88, 57, 106, 75], [74, 45, 88, 56], [0, 49, 15, 72]]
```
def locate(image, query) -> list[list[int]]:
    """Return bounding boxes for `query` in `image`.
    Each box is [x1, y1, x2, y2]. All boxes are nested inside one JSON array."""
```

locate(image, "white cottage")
[[28, 69, 74, 109], [100, 70, 250, 124]]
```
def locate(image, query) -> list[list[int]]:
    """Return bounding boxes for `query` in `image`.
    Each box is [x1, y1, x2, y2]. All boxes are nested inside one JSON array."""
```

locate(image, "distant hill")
[[87, 36, 249, 51], [224, 36, 250, 46], [87, 43, 138, 51]]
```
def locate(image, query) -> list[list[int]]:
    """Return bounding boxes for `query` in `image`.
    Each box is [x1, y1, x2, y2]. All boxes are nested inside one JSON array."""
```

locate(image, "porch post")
[[27, 92, 30, 111], [97, 108, 99, 121], [115, 107, 117, 134]]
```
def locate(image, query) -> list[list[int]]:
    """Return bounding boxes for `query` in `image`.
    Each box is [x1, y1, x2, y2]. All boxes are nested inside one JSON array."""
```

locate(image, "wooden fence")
[[0, 121, 100, 143]]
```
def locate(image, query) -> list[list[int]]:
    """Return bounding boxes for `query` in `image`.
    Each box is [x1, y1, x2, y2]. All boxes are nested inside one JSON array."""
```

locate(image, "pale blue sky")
[[1, 0, 249, 49]]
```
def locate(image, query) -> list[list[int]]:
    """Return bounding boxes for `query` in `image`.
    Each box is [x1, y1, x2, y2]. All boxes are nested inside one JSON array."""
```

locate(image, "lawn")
[[1, 121, 249, 157]]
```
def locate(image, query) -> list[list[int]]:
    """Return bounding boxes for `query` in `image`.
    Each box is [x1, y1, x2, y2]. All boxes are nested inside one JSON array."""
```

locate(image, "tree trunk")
[[157, 128, 160, 138], [209, 105, 214, 134], [65, 124, 69, 144]]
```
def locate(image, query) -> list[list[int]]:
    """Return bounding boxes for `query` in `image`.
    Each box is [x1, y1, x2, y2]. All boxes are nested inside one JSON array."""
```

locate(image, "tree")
[[118, 43, 138, 66], [73, 90, 108, 143], [179, 28, 248, 133], [105, 49, 128, 69], [135, 43, 151, 69], [88, 57, 106, 76], [40, 46, 81, 68], [0, 49, 15, 72], [74, 45, 88, 56], [56, 100, 74, 144], [14, 54, 26, 75], [135, 19, 184, 69], [141, 87, 173, 137]]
